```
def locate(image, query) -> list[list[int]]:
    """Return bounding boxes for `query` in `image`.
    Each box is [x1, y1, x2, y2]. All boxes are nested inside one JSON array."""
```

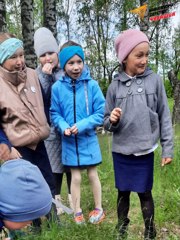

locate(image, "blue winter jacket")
[[50, 67, 105, 167]]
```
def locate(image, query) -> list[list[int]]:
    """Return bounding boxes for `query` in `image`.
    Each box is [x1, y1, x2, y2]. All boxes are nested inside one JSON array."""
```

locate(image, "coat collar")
[[0, 66, 27, 86], [114, 67, 153, 83]]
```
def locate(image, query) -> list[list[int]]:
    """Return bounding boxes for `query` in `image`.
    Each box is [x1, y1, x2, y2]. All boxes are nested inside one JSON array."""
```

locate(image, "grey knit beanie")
[[34, 27, 59, 57]]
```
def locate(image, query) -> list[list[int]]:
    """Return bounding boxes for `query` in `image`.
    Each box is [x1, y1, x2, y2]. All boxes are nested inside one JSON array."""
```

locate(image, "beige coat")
[[0, 66, 50, 149]]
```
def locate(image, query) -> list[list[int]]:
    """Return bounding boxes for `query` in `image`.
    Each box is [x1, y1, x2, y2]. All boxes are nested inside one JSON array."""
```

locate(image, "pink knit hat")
[[114, 29, 149, 63]]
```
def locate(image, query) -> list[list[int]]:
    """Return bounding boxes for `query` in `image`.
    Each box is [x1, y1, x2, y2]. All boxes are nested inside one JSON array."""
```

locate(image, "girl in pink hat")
[[104, 29, 173, 240]]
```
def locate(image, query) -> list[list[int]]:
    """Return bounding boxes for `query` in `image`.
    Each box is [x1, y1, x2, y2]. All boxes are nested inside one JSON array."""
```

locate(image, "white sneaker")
[[55, 194, 64, 215]]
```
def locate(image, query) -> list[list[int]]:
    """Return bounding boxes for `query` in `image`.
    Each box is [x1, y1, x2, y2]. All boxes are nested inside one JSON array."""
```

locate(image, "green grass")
[[11, 98, 180, 239], [17, 132, 180, 240]]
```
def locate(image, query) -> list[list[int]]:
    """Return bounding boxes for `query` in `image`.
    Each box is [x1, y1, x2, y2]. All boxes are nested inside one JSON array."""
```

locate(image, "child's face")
[[123, 42, 149, 76], [2, 48, 25, 72], [39, 52, 59, 68], [64, 55, 84, 79]]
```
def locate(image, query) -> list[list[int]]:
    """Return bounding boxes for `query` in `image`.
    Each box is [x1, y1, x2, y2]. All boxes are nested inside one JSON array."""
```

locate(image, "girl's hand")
[[161, 157, 172, 167], [70, 125, 78, 135], [0, 143, 10, 161], [64, 128, 71, 136], [42, 63, 54, 74], [9, 147, 22, 159], [110, 108, 122, 124]]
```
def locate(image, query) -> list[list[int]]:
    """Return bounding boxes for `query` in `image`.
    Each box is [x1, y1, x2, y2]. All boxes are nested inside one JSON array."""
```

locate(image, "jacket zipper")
[[72, 79, 80, 166]]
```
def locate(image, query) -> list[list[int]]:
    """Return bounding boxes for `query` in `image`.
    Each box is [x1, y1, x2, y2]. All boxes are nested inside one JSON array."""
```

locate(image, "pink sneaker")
[[89, 208, 105, 224], [74, 212, 85, 225]]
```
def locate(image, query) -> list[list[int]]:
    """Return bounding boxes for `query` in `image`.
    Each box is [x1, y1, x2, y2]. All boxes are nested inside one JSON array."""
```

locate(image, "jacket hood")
[[114, 67, 154, 82]]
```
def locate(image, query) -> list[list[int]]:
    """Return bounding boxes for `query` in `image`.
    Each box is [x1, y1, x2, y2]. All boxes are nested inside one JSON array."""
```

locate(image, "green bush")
[[99, 78, 109, 97], [164, 80, 173, 98]]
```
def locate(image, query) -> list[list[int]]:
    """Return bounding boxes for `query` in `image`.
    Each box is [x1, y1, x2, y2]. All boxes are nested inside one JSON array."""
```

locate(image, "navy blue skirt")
[[112, 152, 154, 193]]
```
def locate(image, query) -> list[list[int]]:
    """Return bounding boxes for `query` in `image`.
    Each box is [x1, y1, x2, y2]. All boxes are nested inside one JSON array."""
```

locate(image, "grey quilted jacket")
[[36, 66, 64, 173], [104, 68, 173, 158]]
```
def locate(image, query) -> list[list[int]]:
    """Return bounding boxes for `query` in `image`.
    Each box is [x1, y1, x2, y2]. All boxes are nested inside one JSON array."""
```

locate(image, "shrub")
[[164, 80, 173, 98]]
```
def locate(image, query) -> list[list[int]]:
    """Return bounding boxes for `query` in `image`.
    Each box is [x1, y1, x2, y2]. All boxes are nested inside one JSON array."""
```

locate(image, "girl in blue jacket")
[[50, 43, 105, 224]]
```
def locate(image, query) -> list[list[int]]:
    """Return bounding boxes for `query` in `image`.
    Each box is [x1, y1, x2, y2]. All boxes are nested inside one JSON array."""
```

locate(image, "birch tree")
[[0, 0, 6, 31], [77, 0, 118, 82], [56, 0, 76, 41], [21, 0, 36, 68], [43, 0, 57, 36]]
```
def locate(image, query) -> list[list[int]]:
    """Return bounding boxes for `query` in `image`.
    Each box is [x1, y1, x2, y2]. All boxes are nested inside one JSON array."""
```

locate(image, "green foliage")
[[6, 0, 22, 38], [34, 0, 43, 29], [148, 63, 158, 73], [172, 26, 180, 72], [164, 80, 173, 98], [99, 78, 109, 97], [168, 98, 174, 113], [3, 0, 179, 84]]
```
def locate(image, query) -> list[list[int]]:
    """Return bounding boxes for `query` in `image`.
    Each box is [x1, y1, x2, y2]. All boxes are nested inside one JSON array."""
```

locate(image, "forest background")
[[0, 1, 180, 239]]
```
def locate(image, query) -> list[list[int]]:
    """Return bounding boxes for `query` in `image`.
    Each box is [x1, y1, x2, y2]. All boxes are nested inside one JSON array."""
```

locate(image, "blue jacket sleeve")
[[0, 128, 12, 149], [50, 83, 70, 134]]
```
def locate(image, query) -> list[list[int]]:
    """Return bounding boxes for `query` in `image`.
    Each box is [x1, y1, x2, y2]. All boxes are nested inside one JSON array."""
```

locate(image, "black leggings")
[[117, 190, 154, 225], [53, 172, 72, 195]]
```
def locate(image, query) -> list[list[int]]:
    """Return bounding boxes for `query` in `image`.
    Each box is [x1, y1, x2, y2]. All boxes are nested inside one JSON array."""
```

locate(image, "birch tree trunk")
[[43, 0, 57, 37], [0, 0, 6, 32], [21, 0, 37, 68]]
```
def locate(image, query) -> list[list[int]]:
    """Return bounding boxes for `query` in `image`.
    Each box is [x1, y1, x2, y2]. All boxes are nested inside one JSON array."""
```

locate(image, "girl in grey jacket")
[[104, 29, 173, 240]]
